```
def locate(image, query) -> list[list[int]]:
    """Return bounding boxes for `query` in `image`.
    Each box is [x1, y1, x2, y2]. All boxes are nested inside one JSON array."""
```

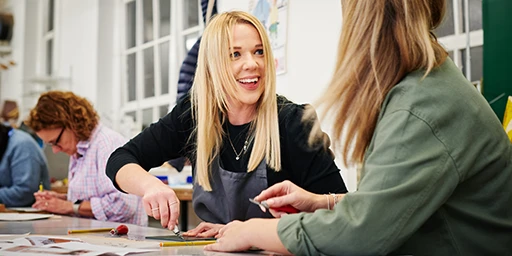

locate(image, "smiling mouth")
[[237, 77, 259, 85]]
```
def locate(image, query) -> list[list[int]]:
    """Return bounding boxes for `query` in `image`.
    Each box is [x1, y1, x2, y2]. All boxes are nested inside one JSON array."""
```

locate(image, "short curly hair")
[[26, 91, 98, 141]]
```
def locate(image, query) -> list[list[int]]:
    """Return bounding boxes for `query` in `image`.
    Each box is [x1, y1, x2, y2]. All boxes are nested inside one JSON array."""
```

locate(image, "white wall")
[[57, 0, 99, 102], [0, 0, 101, 117], [0, 0, 26, 116], [96, 0, 119, 129]]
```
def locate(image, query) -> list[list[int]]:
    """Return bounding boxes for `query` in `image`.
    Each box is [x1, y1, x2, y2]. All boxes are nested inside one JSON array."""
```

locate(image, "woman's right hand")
[[254, 180, 324, 217], [33, 190, 66, 200], [142, 182, 181, 230]]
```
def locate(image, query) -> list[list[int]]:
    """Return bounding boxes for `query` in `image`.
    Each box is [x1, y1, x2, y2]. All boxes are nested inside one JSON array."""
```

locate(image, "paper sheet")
[[0, 233, 30, 240], [0, 213, 54, 221], [0, 236, 157, 256], [6, 207, 44, 213]]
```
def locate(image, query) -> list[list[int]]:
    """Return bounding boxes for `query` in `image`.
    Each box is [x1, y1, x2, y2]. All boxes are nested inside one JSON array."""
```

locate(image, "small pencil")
[[67, 228, 113, 234], [39, 182, 43, 192], [159, 240, 217, 247]]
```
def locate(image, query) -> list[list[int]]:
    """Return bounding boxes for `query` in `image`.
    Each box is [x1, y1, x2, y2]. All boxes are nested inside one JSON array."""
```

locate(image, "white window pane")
[[159, 0, 171, 38], [183, 0, 199, 29], [461, 46, 483, 82], [127, 53, 137, 101], [462, 0, 482, 32], [126, 2, 136, 48], [46, 39, 53, 75], [184, 32, 199, 52], [144, 47, 155, 98], [434, 0, 454, 37], [160, 41, 170, 95], [142, 107, 153, 130], [143, 0, 154, 43], [47, 0, 54, 32], [159, 105, 168, 118], [126, 111, 136, 122]]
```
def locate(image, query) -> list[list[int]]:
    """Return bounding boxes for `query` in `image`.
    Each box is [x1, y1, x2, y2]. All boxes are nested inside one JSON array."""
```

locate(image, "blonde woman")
[[206, 0, 512, 255], [106, 11, 347, 236]]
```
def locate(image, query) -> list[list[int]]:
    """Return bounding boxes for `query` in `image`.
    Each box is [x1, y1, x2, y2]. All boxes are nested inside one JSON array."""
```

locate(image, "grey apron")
[[192, 157, 273, 224]]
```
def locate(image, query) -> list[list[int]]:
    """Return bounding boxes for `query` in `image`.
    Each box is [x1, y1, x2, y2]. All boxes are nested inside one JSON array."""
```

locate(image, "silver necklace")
[[228, 137, 248, 160], [226, 128, 250, 161]]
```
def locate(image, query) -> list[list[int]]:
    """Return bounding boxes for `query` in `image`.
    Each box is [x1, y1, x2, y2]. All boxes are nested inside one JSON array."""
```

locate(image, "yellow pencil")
[[39, 182, 43, 192], [159, 240, 216, 247], [67, 228, 113, 234]]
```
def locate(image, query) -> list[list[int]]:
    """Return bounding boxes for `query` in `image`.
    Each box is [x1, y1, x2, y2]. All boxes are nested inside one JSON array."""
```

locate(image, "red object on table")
[[110, 224, 129, 235]]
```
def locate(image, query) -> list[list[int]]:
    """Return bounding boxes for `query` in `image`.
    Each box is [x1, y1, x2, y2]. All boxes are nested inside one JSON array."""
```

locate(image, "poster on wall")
[[249, 0, 288, 75]]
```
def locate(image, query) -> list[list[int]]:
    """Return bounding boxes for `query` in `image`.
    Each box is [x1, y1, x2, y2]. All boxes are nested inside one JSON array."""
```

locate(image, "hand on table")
[[205, 218, 287, 254], [143, 182, 180, 230], [182, 222, 224, 238], [204, 220, 253, 252], [32, 197, 73, 214]]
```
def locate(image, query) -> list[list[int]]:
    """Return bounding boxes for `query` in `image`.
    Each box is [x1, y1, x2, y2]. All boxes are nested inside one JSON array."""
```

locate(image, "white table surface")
[[0, 215, 276, 255]]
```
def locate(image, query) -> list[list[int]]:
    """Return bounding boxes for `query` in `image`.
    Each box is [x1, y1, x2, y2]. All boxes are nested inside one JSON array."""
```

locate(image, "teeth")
[[238, 78, 258, 83]]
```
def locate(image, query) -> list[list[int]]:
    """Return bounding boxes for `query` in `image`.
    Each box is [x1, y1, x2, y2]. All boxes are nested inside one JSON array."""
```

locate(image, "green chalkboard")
[[483, 0, 512, 121]]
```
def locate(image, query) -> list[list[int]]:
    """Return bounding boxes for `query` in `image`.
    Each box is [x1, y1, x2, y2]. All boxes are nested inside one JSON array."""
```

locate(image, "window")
[[435, 0, 483, 89], [121, 0, 202, 132], [42, 0, 56, 76]]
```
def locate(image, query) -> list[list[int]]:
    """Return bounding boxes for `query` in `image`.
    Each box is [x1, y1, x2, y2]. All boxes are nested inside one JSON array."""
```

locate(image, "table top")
[[49, 185, 194, 201], [172, 187, 193, 201], [0, 215, 272, 255]]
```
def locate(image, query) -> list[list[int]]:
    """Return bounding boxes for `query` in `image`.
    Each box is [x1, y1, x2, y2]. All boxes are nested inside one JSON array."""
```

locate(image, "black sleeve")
[[106, 96, 195, 191], [272, 97, 348, 194]]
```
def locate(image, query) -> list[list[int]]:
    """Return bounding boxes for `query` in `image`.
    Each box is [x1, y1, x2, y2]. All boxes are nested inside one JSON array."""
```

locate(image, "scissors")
[[249, 198, 299, 214]]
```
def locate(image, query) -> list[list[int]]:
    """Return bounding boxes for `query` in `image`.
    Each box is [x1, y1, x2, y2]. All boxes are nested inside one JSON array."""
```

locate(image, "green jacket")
[[278, 58, 512, 256]]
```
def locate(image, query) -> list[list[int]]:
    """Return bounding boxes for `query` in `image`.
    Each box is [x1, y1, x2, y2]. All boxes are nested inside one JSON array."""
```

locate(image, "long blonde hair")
[[191, 11, 280, 191], [315, 0, 448, 166]]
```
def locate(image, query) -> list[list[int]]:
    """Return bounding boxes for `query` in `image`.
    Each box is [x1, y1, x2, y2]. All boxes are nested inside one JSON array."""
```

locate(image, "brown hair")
[[313, 0, 448, 166], [1, 100, 19, 121], [26, 91, 99, 141]]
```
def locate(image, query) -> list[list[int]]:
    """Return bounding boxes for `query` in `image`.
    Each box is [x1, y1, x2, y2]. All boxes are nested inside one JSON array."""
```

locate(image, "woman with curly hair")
[[26, 91, 147, 226]]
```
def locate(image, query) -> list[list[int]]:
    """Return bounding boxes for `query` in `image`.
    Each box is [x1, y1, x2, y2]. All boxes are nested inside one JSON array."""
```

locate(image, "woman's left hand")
[[205, 219, 288, 254], [182, 222, 224, 237], [204, 220, 253, 252], [32, 197, 73, 215]]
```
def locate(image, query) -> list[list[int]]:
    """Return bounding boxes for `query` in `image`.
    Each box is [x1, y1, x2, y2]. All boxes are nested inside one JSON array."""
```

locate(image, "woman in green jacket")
[[206, 0, 512, 255]]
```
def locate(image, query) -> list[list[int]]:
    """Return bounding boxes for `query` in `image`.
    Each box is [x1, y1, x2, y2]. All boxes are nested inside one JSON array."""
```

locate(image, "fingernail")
[[266, 199, 274, 205]]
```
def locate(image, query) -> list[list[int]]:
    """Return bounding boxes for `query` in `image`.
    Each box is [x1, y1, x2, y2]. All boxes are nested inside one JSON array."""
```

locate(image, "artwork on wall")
[[250, 0, 288, 75]]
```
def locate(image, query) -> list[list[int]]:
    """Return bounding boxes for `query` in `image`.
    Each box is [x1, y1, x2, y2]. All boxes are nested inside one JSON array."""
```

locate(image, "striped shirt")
[[67, 124, 147, 226]]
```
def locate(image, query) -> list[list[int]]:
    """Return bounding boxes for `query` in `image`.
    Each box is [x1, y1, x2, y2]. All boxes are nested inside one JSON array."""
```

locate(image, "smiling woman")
[[25, 91, 148, 226], [106, 10, 348, 238]]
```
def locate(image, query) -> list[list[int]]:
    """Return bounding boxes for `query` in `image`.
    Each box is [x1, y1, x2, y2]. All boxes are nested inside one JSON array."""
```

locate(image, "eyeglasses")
[[47, 127, 65, 148]]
